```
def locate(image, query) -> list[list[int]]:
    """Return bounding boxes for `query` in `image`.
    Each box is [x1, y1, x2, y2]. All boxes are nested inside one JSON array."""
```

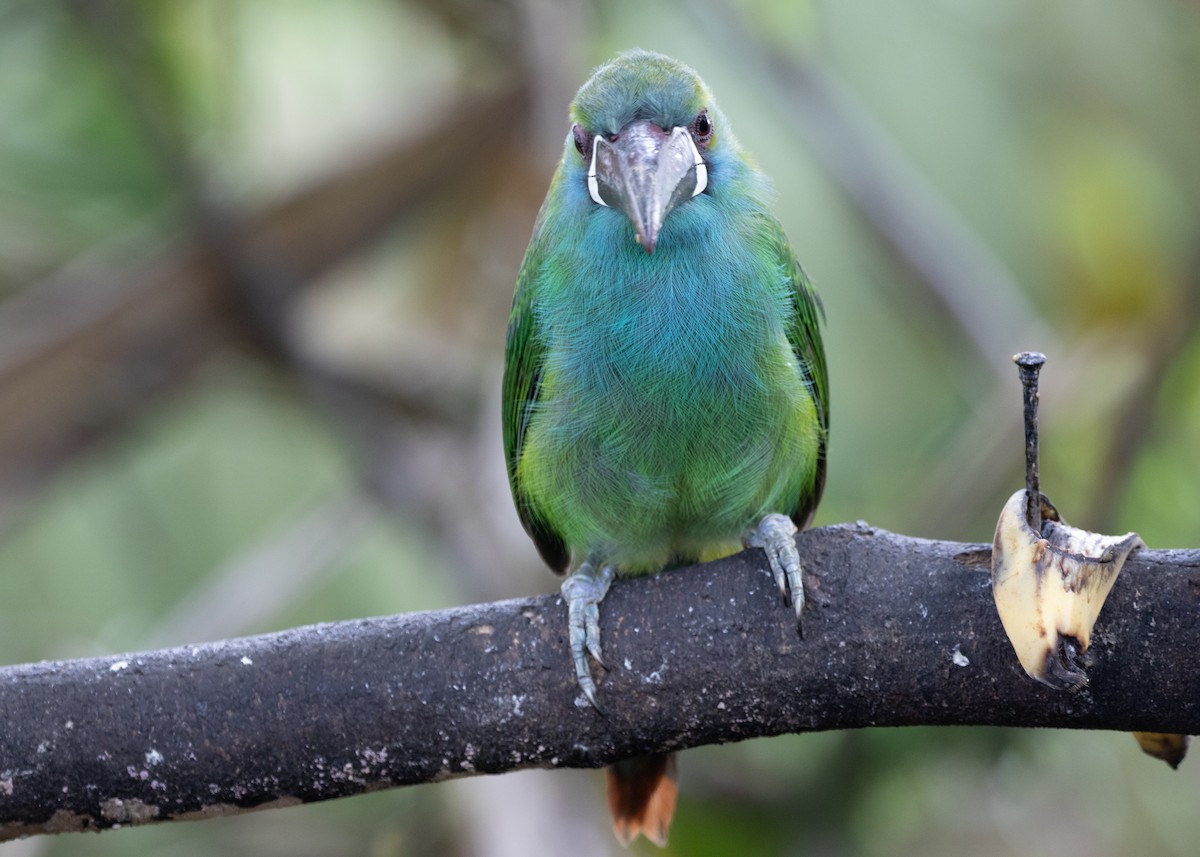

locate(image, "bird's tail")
[[606, 752, 678, 847]]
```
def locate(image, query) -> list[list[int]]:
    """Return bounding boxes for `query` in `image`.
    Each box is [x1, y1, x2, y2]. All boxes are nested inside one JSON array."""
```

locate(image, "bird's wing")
[[774, 219, 829, 528], [502, 216, 571, 573]]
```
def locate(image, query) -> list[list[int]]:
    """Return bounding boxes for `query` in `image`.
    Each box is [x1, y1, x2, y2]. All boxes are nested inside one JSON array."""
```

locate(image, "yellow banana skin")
[[1132, 732, 1190, 769], [991, 489, 1143, 688]]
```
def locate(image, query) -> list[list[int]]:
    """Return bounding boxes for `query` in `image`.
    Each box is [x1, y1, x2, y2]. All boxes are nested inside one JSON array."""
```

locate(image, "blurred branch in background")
[[685, 1, 1059, 539], [144, 489, 377, 649], [1085, 250, 1200, 532], [59, 0, 555, 602], [693, 3, 1056, 377], [0, 82, 523, 533]]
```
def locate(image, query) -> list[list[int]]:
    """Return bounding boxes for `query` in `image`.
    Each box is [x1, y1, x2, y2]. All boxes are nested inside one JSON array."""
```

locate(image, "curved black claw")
[[561, 561, 615, 707], [745, 513, 805, 631]]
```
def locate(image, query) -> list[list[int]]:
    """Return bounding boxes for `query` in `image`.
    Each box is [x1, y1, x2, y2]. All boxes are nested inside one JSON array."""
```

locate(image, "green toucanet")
[[502, 49, 829, 846]]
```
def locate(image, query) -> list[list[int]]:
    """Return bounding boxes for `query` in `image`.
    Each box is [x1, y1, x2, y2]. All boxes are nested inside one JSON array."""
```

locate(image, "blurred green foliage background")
[[1, 1, 1198, 855]]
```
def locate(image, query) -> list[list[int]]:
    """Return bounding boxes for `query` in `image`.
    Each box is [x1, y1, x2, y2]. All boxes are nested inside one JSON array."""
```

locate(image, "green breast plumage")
[[513, 204, 822, 572]]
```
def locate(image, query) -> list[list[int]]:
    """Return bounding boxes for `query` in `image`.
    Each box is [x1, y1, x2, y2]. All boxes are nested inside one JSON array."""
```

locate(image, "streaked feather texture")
[[502, 50, 828, 847], [504, 50, 827, 575]]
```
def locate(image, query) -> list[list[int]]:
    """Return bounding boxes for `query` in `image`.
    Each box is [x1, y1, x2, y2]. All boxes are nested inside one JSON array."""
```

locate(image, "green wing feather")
[[506, 206, 827, 564], [502, 213, 570, 573], [774, 220, 829, 528]]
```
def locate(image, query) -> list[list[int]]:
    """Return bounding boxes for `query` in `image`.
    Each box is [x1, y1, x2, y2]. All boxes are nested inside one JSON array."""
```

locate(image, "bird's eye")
[[692, 110, 713, 145], [572, 124, 593, 159]]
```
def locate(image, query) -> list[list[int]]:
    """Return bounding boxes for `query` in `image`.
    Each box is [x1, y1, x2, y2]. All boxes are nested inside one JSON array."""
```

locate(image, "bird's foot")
[[561, 561, 616, 707], [744, 513, 805, 629]]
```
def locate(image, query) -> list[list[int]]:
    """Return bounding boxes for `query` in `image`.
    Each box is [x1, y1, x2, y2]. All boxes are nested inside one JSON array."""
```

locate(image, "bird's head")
[[567, 50, 732, 254]]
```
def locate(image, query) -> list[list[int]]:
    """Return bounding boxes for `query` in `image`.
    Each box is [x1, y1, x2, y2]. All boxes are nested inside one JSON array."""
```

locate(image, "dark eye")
[[572, 124, 593, 159], [692, 110, 712, 144]]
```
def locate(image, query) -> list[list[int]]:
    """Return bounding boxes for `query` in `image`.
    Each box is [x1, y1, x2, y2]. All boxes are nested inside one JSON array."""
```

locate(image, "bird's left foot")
[[561, 560, 616, 707], [744, 513, 805, 628]]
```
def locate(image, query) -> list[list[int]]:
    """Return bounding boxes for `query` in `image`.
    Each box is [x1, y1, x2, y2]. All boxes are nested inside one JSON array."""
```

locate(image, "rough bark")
[[2, 522, 1199, 839]]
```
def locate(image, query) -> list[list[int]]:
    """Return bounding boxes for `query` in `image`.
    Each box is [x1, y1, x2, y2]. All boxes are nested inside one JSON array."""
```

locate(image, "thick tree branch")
[[2, 522, 1199, 839]]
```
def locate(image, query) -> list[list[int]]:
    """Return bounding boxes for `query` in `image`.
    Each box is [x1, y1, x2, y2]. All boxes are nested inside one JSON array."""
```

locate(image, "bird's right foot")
[[744, 513, 805, 629], [561, 560, 615, 707]]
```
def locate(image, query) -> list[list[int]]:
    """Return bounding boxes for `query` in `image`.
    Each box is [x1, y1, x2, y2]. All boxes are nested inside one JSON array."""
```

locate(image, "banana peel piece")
[[1132, 732, 1190, 769], [992, 489, 1143, 689]]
